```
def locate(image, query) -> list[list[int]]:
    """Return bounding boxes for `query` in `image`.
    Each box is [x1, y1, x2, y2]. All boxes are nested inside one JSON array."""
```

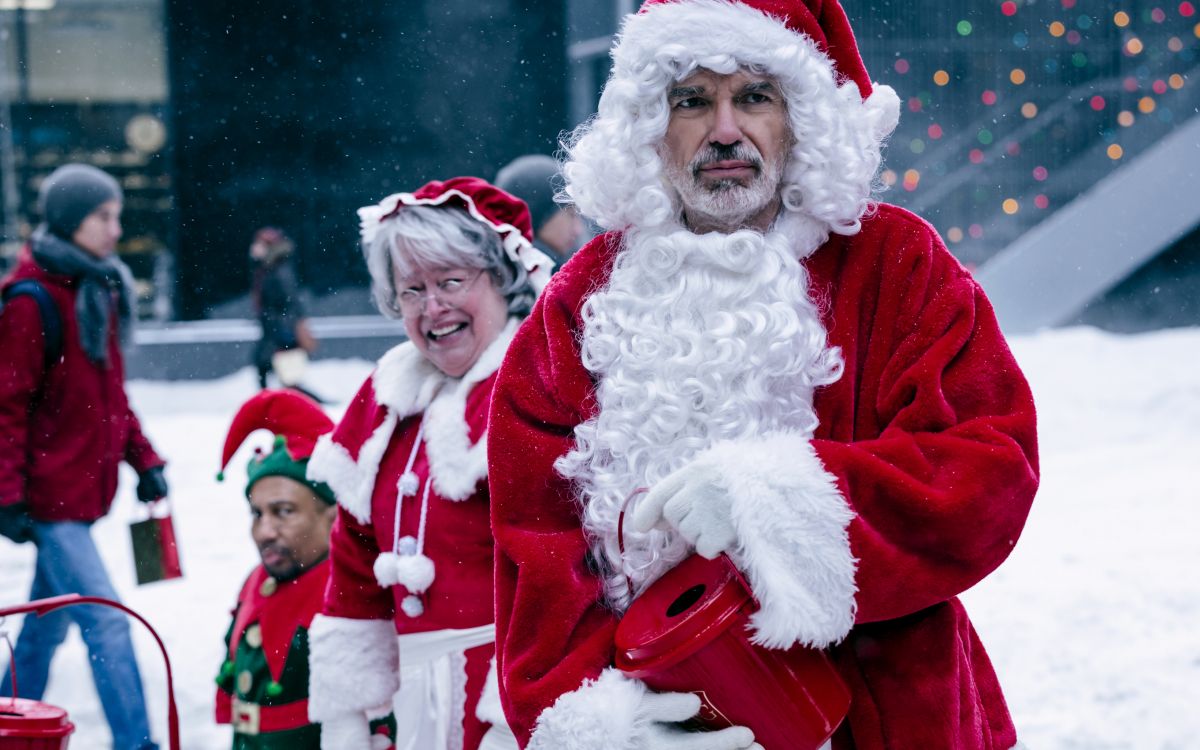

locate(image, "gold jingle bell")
[[259, 577, 278, 597]]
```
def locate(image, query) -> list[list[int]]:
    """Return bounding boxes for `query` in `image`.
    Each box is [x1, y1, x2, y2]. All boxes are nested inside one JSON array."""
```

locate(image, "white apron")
[[393, 624, 519, 750]]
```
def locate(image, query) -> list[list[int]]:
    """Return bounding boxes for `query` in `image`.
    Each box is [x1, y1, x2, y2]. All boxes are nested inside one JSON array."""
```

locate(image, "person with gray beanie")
[[494, 154, 586, 268], [0, 163, 166, 749]]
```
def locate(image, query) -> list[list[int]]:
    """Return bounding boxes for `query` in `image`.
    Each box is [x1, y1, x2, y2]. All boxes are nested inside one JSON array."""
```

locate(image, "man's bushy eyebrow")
[[742, 80, 779, 94], [668, 84, 706, 100]]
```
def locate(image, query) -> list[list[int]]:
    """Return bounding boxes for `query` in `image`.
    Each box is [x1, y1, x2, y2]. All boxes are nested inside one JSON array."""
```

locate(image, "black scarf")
[[30, 226, 135, 367]]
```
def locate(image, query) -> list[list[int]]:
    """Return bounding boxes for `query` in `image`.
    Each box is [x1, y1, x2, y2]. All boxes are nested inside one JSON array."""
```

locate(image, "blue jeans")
[[1, 521, 157, 750]]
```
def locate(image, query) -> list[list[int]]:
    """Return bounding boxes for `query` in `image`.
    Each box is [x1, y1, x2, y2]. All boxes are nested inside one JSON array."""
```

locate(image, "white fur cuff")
[[701, 432, 857, 649], [527, 669, 647, 750], [308, 615, 399, 722]]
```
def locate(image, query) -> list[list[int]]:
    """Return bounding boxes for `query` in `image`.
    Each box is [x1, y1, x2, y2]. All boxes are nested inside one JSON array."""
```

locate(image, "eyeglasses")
[[395, 269, 486, 313]]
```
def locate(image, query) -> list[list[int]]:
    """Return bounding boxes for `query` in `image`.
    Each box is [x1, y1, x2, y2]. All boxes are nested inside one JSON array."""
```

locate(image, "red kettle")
[[614, 551, 850, 750]]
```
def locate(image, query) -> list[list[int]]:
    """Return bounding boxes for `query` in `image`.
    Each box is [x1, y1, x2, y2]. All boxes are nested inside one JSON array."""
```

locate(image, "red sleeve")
[[489, 242, 620, 744], [812, 213, 1039, 624], [0, 295, 42, 505], [323, 505, 396, 620], [123, 403, 164, 474]]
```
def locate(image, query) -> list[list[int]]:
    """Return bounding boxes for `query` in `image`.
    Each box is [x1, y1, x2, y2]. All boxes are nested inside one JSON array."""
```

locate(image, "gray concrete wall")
[[126, 316, 406, 381]]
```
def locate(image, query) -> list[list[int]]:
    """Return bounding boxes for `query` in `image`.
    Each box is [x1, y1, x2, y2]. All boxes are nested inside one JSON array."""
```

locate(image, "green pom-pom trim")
[[216, 471, 225, 482], [265, 681, 283, 697], [273, 434, 287, 449], [215, 660, 234, 685]]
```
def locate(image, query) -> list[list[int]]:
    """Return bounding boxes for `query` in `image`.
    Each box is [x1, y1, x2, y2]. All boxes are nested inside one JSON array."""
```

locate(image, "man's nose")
[[253, 518, 278, 544], [709, 99, 743, 146]]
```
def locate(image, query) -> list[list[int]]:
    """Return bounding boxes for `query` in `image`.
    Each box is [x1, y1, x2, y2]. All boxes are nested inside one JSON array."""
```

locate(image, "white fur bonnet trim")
[[358, 189, 554, 294]]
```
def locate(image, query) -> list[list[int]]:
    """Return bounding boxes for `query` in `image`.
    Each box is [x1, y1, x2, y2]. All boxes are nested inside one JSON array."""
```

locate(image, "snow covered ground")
[[1, 326, 1198, 749]]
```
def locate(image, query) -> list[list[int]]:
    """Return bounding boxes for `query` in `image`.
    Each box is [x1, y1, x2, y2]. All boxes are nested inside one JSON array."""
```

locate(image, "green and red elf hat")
[[218, 389, 336, 504]]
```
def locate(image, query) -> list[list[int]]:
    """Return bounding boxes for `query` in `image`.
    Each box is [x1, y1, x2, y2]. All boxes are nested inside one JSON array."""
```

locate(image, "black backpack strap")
[[1, 279, 64, 372]]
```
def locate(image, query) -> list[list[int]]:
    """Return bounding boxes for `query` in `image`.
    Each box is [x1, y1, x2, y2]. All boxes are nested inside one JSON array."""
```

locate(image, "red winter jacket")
[[0, 247, 163, 522]]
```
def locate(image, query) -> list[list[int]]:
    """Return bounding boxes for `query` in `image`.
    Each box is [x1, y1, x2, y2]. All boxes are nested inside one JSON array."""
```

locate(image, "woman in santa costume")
[[304, 177, 553, 750], [487, 1, 1039, 749]]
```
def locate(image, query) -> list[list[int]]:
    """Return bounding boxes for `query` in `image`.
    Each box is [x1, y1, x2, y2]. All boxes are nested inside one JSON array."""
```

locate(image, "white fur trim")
[[527, 669, 647, 750], [474, 657, 506, 727], [702, 431, 857, 649], [372, 340, 445, 418], [315, 319, 517, 522], [308, 615, 400, 722], [308, 411, 399, 525], [318, 713, 372, 750], [422, 318, 518, 500], [307, 434, 360, 517]]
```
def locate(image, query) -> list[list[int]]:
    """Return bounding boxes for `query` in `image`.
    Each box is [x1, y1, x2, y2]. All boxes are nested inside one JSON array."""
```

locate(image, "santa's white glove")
[[632, 463, 737, 559], [319, 712, 393, 750], [637, 691, 762, 750]]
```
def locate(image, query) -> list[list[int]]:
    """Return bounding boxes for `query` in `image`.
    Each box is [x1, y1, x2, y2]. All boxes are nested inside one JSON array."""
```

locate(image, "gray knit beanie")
[[38, 163, 123, 240], [494, 155, 561, 234]]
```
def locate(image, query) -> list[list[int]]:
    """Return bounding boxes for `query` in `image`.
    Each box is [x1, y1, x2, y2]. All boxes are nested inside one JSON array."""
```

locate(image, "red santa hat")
[[357, 176, 554, 294], [218, 389, 336, 503]]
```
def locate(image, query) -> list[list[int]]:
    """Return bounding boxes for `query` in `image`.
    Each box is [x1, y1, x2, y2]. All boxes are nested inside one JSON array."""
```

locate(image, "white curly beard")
[[556, 222, 844, 609]]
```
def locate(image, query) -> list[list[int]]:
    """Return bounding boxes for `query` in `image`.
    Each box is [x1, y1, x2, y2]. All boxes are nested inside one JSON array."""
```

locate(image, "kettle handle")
[[0, 594, 181, 750]]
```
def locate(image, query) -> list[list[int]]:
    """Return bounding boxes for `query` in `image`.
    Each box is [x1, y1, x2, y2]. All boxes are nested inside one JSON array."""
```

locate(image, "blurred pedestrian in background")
[[249, 226, 318, 394], [0, 162, 167, 750], [494, 154, 586, 270]]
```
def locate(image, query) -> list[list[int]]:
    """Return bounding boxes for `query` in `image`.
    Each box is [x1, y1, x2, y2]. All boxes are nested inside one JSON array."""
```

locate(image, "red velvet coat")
[[0, 248, 162, 521], [488, 204, 1039, 749]]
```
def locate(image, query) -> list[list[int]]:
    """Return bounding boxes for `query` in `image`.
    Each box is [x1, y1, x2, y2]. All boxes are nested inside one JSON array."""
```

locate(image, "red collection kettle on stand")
[[613, 490, 851, 750], [0, 595, 180, 750]]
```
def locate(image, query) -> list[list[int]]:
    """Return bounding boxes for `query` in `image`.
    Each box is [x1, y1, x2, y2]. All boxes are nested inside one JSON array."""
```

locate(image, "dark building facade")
[[167, 0, 569, 318]]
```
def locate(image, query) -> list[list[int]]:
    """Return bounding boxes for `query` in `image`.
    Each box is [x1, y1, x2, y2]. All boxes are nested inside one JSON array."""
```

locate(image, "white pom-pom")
[[393, 553, 435, 593], [864, 84, 901, 140], [373, 552, 401, 588], [400, 595, 424, 618], [396, 535, 418, 556], [398, 472, 419, 497], [370, 733, 394, 750]]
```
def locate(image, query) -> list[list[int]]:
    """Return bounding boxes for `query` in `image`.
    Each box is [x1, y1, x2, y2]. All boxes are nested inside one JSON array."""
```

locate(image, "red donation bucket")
[[614, 554, 850, 750], [0, 698, 74, 750]]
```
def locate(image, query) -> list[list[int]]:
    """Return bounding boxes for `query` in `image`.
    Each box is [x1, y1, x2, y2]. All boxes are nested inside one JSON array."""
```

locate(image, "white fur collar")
[[316, 318, 519, 523], [371, 317, 519, 418]]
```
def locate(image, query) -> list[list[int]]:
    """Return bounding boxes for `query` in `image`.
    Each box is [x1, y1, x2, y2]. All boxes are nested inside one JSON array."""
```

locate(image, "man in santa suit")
[[487, 1, 1040, 749]]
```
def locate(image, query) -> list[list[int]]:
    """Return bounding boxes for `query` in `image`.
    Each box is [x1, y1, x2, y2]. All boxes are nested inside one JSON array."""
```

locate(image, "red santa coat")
[[0, 248, 162, 521], [306, 322, 519, 750], [488, 204, 1040, 749]]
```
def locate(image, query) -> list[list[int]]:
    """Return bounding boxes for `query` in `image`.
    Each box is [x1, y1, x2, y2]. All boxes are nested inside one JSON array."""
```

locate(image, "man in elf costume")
[[487, 1, 1039, 749], [215, 389, 395, 749]]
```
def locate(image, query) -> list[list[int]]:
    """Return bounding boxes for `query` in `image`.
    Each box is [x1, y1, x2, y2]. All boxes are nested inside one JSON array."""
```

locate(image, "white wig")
[[562, 0, 900, 250]]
